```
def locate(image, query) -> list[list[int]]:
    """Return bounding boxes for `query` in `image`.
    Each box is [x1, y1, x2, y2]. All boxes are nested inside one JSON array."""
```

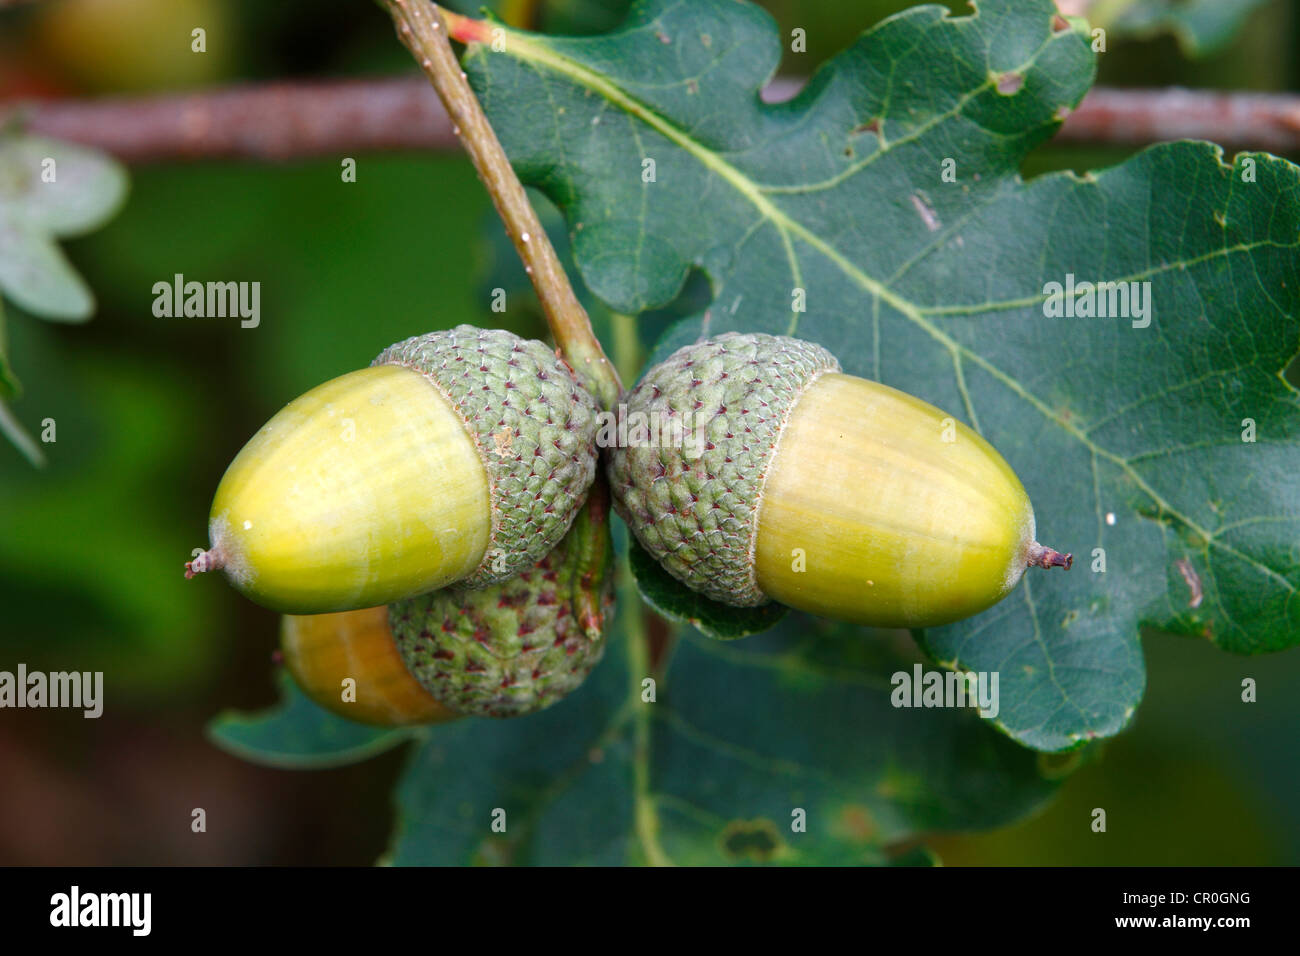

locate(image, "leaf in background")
[[0, 298, 45, 466], [1107, 0, 1272, 57], [209, 589, 1063, 864], [462, 0, 1300, 751], [0, 133, 128, 322], [384, 607, 1060, 865], [0, 298, 19, 400], [0, 323, 229, 691], [475, 187, 704, 371], [208, 671, 415, 770], [0, 401, 44, 467], [628, 536, 788, 640]]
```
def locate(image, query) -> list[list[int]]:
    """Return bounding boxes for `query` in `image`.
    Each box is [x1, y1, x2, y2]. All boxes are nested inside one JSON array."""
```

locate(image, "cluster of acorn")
[[188, 324, 1067, 724]]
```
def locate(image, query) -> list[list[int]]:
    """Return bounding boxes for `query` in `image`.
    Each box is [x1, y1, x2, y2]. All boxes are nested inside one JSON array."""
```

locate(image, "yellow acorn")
[[608, 333, 1070, 629], [187, 325, 600, 614], [281, 606, 458, 726], [283, 479, 614, 725]]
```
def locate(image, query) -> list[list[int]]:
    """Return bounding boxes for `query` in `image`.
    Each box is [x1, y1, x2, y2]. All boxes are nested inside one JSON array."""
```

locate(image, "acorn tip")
[[185, 548, 225, 579], [1027, 542, 1072, 570]]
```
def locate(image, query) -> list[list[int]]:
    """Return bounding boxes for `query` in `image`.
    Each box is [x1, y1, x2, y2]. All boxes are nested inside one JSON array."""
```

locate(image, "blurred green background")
[[0, 0, 1297, 864]]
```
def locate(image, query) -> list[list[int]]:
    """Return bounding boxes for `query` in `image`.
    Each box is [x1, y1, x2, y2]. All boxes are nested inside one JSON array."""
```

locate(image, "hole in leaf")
[[760, 76, 803, 104], [996, 72, 1024, 95], [720, 818, 783, 862]]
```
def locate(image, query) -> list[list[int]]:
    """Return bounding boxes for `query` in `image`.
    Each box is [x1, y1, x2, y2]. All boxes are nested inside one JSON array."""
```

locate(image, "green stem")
[[609, 311, 643, 388], [381, 0, 621, 409], [620, 561, 673, 866]]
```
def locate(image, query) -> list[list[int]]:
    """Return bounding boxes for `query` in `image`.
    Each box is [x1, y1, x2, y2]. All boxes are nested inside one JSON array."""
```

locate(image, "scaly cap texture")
[[389, 483, 614, 718], [375, 325, 600, 588], [608, 332, 839, 606]]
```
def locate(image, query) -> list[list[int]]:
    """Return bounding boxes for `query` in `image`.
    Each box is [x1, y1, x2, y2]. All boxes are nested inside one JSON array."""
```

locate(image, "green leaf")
[[0, 135, 128, 236], [464, 0, 1300, 751], [0, 399, 44, 467], [0, 298, 19, 400], [445, 0, 633, 35], [208, 671, 415, 769], [628, 535, 788, 640], [386, 605, 1060, 865], [0, 135, 127, 461], [0, 226, 97, 321], [0, 297, 41, 464], [888, 845, 943, 866], [0, 134, 128, 321], [1108, 0, 1271, 57]]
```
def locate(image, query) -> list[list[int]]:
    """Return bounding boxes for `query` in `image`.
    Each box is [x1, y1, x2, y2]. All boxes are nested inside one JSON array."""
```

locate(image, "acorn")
[[187, 325, 600, 614], [281, 606, 459, 727], [608, 332, 1070, 629], [388, 478, 615, 718]]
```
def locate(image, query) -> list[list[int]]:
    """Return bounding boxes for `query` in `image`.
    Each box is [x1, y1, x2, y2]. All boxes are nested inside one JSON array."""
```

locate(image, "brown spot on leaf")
[[837, 805, 877, 842]]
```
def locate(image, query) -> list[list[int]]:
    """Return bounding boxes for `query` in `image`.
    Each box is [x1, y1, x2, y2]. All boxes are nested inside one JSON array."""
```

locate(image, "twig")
[[3, 78, 458, 162], [7, 81, 1299, 164], [1053, 88, 1300, 155], [380, 0, 620, 408]]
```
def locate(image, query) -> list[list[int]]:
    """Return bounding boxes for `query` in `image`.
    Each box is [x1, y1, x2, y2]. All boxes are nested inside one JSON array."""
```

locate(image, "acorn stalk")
[[383, 0, 621, 409]]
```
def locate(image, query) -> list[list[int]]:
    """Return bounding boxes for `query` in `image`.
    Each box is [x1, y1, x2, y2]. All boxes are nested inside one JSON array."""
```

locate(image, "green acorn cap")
[[609, 332, 1071, 629], [608, 332, 839, 607], [389, 481, 614, 718], [375, 324, 600, 589]]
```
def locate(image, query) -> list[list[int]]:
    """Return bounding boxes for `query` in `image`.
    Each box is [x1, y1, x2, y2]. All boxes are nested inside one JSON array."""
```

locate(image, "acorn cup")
[[281, 481, 614, 725], [388, 477, 616, 719], [608, 332, 1070, 629], [187, 325, 600, 614]]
